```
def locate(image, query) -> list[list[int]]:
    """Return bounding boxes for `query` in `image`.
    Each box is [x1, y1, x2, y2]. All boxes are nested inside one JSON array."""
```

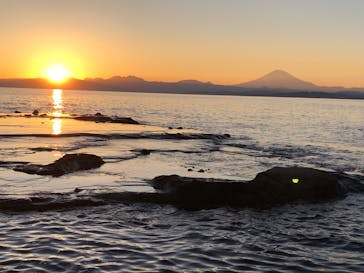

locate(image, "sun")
[[47, 65, 69, 83]]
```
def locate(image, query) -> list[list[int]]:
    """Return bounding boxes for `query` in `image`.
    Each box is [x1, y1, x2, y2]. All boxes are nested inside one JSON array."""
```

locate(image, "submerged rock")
[[74, 114, 139, 124], [29, 147, 55, 152], [139, 149, 152, 155], [149, 167, 346, 210], [14, 153, 104, 177], [74, 187, 84, 193]]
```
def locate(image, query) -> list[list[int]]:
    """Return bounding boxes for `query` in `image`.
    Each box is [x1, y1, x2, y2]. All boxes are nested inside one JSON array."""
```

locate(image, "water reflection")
[[52, 89, 63, 117], [52, 119, 62, 135], [52, 89, 63, 134]]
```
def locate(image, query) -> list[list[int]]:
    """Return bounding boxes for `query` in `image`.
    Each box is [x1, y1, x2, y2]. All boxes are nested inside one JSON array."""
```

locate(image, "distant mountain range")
[[1, 70, 364, 99]]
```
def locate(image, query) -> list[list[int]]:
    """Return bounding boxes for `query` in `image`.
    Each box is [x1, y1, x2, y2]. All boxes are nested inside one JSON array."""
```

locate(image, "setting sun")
[[47, 65, 69, 83]]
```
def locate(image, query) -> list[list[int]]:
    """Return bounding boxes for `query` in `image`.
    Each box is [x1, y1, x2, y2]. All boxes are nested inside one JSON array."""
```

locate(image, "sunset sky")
[[1, 0, 364, 87]]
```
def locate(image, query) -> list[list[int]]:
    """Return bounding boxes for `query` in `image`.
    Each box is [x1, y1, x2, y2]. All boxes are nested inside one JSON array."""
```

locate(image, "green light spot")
[[292, 178, 299, 184]]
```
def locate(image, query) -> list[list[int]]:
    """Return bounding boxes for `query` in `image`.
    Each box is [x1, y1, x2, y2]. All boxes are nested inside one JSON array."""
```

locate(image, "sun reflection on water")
[[52, 118, 62, 135], [52, 89, 63, 134], [52, 89, 63, 117]]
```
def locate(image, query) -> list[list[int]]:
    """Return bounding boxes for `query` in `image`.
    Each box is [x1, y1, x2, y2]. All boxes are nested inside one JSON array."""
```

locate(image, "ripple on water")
[[0, 196, 362, 272]]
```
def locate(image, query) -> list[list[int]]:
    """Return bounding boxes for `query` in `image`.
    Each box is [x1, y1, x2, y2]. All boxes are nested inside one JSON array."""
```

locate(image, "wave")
[[225, 143, 323, 159], [224, 142, 364, 174], [0, 132, 230, 141]]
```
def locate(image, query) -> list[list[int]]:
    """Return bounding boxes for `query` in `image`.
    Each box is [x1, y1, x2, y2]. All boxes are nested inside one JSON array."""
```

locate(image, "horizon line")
[[0, 74, 359, 89]]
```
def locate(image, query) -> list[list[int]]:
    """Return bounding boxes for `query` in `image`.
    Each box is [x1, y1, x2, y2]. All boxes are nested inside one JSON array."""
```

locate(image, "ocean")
[[0, 87, 363, 272]]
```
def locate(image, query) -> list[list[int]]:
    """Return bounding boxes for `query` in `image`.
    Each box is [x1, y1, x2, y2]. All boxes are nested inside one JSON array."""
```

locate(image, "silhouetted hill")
[[0, 73, 364, 100], [176, 80, 211, 85]]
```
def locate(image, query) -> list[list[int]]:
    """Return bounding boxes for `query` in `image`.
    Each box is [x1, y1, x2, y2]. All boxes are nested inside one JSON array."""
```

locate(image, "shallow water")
[[1, 197, 363, 273], [0, 87, 363, 272]]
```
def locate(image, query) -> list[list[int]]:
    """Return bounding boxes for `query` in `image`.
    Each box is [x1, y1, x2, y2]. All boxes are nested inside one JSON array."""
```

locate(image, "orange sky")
[[1, 0, 364, 87]]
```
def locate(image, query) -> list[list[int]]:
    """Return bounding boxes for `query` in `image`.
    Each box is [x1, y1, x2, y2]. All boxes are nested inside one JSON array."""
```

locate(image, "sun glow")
[[47, 65, 69, 83]]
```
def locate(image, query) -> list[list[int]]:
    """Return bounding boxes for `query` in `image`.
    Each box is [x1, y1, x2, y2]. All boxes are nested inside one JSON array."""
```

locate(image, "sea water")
[[0, 87, 363, 272]]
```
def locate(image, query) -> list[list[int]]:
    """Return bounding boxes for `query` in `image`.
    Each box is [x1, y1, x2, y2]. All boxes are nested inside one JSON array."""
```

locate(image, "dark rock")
[[75, 115, 139, 124], [168, 127, 173, 130], [224, 133, 231, 138], [2, 167, 362, 213], [95, 112, 103, 116], [167, 133, 188, 139], [14, 153, 105, 177], [32, 110, 39, 116], [24, 114, 31, 117], [14, 164, 43, 175], [132, 149, 152, 156], [74, 188, 83, 193], [14, 110, 21, 113], [140, 149, 151, 155], [111, 117, 139, 124], [75, 115, 112, 123], [177, 127, 183, 130], [39, 114, 47, 117], [198, 169, 205, 173], [149, 167, 347, 210], [188, 168, 193, 172], [250, 167, 344, 205], [29, 147, 55, 152]]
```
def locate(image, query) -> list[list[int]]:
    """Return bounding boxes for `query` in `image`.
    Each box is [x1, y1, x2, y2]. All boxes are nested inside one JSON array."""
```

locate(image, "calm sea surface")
[[0, 87, 363, 272]]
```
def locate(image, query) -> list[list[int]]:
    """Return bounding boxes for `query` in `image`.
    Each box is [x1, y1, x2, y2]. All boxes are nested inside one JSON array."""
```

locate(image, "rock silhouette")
[[1, 166, 363, 212], [149, 167, 345, 210], [14, 153, 104, 177], [74, 114, 139, 124]]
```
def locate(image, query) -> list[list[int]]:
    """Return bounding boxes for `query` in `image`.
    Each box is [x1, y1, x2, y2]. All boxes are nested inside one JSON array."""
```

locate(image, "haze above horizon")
[[1, 0, 364, 87]]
